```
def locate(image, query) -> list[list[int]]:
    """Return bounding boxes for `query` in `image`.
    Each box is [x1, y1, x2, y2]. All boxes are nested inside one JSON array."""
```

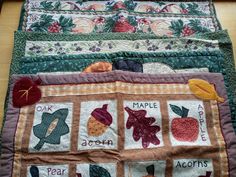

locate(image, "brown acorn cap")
[[91, 104, 112, 126]]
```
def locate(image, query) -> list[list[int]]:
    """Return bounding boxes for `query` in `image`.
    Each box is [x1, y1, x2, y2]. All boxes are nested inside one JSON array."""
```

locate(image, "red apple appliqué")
[[170, 104, 199, 142]]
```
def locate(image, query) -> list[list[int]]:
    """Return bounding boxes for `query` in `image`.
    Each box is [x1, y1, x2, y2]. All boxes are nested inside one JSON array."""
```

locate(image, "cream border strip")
[[12, 107, 29, 177], [12, 83, 229, 176], [210, 100, 229, 177], [40, 82, 191, 97]]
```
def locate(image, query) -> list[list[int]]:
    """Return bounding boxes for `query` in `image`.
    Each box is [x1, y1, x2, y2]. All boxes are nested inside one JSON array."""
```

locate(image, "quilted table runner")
[[13, 30, 234, 70], [1, 0, 236, 176], [19, 9, 220, 35], [10, 30, 236, 128], [24, 0, 216, 15], [0, 71, 235, 177], [13, 30, 229, 59], [12, 50, 236, 128]]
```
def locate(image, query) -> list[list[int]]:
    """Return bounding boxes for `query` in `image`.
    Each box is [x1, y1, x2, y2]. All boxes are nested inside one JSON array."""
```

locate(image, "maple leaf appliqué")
[[125, 107, 161, 148]]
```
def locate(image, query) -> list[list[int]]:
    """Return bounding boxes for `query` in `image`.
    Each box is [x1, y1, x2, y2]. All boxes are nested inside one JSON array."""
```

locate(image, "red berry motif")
[[113, 1, 126, 10], [125, 107, 161, 148], [112, 17, 136, 33], [182, 25, 195, 37], [48, 22, 62, 33], [181, 9, 189, 14], [170, 104, 199, 142]]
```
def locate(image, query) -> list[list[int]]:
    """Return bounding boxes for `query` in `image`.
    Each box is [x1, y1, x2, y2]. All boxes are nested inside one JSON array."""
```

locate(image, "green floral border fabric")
[[13, 30, 228, 60], [12, 50, 236, 130], [24, 0, 215, 16], [24, 38, 219, 56], [12, 50, 224, 74], [11, 30, 236, 131], [19, 9, 220, 36]]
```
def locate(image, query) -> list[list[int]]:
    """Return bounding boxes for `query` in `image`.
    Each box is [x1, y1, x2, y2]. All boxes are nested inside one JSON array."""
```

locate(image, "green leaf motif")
[[156, 2, 166, 6], [124, 0, 137, 10], [181, 106, 189, 117], [170, 104, 189, 117], [90, 165, 111, 177], [127, 16, 137, 27], [30, 14, 54, 32], [59, 16, 75, 32], [40, 14, 54, 23], [170, 104, 182, 117], [188, 19, 210, 33], [40, 1, 54, 10], [40, 0, 61, 10], [54, 1, 61, 10], [169, 19, 184, 37], [103, 17, 115, 32], [76, 0, 84, 5], [187, 3, 206, 15], [33, 108, 70, 150], [179, 3, 186, 10]]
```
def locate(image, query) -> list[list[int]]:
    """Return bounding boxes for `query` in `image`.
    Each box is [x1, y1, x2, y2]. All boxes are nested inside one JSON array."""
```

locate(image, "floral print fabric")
[[23, 10, 219, 36], [25, 38, 219, 56], [25, 0, 213, 15]]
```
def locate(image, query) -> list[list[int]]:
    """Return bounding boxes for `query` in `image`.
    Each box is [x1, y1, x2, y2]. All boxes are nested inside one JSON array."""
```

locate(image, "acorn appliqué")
[[87, 104, 113, 136]]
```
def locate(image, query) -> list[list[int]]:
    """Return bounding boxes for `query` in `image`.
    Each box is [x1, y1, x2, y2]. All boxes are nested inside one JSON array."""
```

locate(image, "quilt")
[[0, 71, 235, 177], [10, 30, 236, 129], [13, 30, 229, 59], [19, 9, 221, 35], [1, 0, 236, 176], [12, 51, 236, 130], [24, 0, 216, 15]]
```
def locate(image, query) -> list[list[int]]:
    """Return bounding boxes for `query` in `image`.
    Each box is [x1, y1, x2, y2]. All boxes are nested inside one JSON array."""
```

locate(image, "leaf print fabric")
[[25, 0, 213, 15], [12, 77, 42, 107], [1, 0, 236, 176], [188, 79, 225, 102], [33, 108, 70, 150], [29, 14, 75, 33], [24, 38, 219, 57], [90, 165, 111, 177], [125, 107, 161, 148], [23, 10, 219, 36], [1, 71, 235, 177]]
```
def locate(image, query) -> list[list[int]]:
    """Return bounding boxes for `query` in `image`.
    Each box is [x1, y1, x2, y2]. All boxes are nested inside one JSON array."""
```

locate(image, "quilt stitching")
[[24, 39, 219, 56], [11, 81, 229, 176], [25, 0, 213, 15], [21, 10, 220, 35]]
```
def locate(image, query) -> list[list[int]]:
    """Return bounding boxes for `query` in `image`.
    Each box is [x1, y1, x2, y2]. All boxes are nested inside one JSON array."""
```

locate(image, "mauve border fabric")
[[0, 71, 235, 177]]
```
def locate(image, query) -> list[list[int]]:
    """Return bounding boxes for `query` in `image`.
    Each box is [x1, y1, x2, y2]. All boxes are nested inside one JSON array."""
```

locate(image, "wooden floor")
[[0, 1, 236, 129]]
